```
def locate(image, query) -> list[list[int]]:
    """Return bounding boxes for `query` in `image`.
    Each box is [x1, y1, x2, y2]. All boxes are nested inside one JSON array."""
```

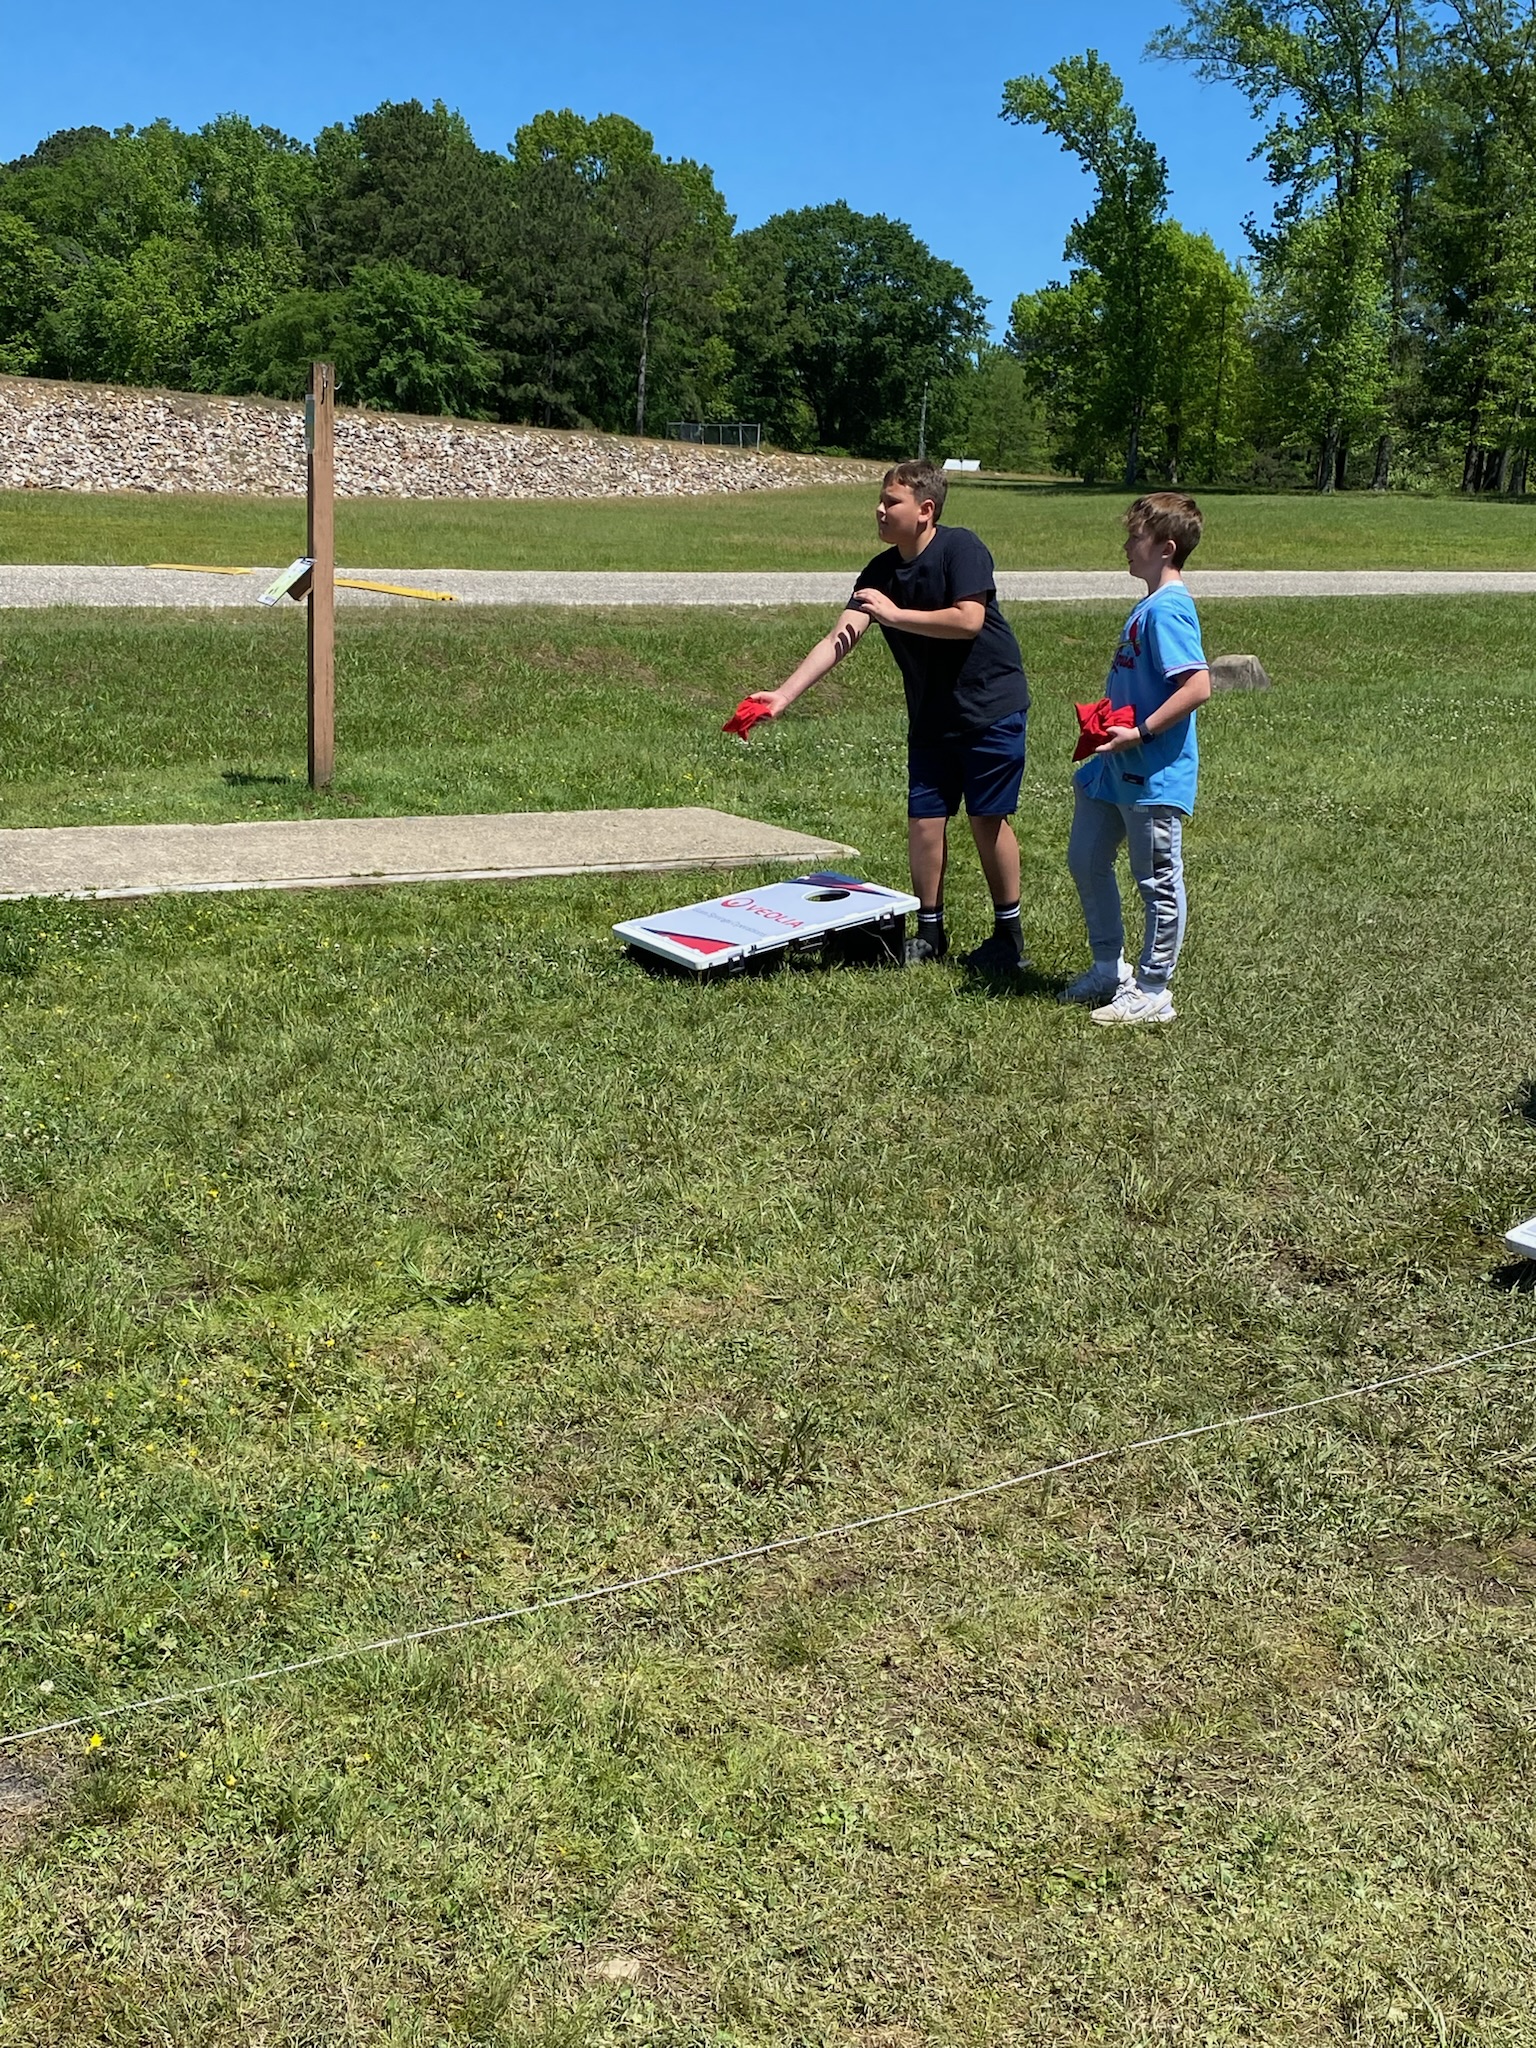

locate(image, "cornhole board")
[[1505, 1215, 1536, 1261], [615, 871, 919, 975]]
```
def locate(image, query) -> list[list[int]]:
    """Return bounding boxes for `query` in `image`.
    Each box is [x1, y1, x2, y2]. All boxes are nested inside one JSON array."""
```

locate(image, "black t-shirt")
[[851, 525, 1029, 740]]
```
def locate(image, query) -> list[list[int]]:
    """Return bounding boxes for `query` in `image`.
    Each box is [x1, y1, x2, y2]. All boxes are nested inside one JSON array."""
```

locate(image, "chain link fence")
[[666, 422, 763, 449]]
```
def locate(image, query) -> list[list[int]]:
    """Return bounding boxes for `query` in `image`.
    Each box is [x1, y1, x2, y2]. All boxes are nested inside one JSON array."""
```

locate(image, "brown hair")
[[1126, 491, 1203, 568], [883, 459, 948, 517]]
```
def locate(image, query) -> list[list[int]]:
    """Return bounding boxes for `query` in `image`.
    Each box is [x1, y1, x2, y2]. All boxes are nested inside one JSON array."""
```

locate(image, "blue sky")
[[1, 0, 1273, 332]]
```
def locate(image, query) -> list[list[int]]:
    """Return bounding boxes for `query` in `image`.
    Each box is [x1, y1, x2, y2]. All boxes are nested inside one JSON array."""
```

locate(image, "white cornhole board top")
[[616, 871, 919, 971], [1505, 1215, 1536, 1261]]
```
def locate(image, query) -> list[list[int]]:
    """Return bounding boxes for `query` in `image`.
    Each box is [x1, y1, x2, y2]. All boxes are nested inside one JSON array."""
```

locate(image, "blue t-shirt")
[[1075, 580, 1206, 815]]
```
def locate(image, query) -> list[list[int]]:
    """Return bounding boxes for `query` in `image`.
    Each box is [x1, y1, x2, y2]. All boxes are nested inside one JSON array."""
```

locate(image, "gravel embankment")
[[0, 375, 881, 499]]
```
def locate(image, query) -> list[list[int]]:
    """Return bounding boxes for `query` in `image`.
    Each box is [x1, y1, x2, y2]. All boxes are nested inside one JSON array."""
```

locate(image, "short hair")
[[1125, 491, 1203, 568], [883, 459, 948, 517]]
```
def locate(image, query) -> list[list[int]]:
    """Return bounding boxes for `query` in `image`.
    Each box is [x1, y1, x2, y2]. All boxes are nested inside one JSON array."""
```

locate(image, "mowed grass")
[[5, 477, 1536, 571], [0, 599, 1534, 2046]]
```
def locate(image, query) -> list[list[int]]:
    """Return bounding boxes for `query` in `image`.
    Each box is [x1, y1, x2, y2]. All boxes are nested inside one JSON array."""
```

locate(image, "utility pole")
[[917, 382, 929, 460], [306, 361, 335, 790]]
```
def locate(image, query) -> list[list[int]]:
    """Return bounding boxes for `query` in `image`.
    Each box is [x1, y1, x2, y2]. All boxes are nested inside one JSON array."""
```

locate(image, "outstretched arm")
[[748, 607, 873, 718]]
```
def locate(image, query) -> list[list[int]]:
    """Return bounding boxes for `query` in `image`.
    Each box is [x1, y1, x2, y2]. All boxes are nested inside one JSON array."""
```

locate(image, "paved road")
[[0, 807, 857, 902], [4, 565, 1536, 608]]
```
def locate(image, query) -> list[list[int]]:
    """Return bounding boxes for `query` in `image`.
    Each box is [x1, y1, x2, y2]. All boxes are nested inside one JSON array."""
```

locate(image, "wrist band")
[[1136, 717, 1152, 744]]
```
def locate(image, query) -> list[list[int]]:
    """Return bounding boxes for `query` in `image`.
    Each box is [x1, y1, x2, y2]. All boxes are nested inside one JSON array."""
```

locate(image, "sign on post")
[[306, 362, 336, 789], [258, 558, 314, 607]]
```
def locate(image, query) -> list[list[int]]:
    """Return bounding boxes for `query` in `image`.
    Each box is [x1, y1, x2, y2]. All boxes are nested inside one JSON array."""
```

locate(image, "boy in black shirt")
[[744, 459, 1031, 969]]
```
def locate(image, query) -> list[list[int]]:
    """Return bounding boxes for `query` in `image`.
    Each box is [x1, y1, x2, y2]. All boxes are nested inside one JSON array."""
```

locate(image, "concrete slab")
[[9, 564, 1536, 608], [0, 807, 858, 902]]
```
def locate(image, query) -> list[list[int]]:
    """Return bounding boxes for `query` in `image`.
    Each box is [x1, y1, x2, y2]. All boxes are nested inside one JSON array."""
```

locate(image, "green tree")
[[233, 261, 496, 415], [496, 153, 615, 426], [230, 288, 357, 401], [721, 243, 819, 448], [604, 154, 731, 433], [178, 116, 311, 387], [307, 100, 514, 291], [344, 261, 497, 416], [1007, 272, 1114, 479], [1249, 190, 1393, 486], [0, 120, 193, 262], [45, 236, 208, 386], [2, 126, 109, 174], [511, 108, 657, 181], [0, 213, 58, 373], [1152, 0, 1426, 488], [1416, 0, 1536, 490], [1002, 50, 1172, 484], [727, 203, 985, 455], [510, 111, 732, 436], [1009, 227, 1254, 484], [933, 344, 1047, 472], [0, 116, 310, 391], [1153, 230, 1257, 483]]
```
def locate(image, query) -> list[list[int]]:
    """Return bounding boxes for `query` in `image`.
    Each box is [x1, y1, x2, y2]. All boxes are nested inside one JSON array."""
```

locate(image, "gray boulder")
[[1209, 653, 1271, 692]]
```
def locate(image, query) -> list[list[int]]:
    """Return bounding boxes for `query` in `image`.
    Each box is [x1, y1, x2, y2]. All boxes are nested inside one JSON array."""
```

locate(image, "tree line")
[[1010, 0, 1536, 493], [4, 2, 1536, 490], [0, 102, 1020, 464]]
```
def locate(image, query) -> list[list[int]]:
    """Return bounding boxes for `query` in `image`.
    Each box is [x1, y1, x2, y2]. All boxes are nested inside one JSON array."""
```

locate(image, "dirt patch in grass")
[[0, 1755, 66, 1847], [1267, 1241, 1356, 1295], [1393, 1537, 1536, 1604], [584, 1947, 664, 1989]]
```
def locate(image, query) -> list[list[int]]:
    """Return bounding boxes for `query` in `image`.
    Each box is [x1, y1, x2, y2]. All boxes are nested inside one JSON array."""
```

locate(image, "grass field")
[[4, 479, 1536, 572], [1, 598, 1535, 2045]]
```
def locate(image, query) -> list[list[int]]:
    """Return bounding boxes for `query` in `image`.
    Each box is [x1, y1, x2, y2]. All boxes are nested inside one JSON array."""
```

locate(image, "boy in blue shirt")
[[1064, 492, 1212, 1025]]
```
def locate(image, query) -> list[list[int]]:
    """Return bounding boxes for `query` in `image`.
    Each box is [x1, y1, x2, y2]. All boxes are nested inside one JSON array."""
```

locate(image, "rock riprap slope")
[[0, 376, 879, 498]]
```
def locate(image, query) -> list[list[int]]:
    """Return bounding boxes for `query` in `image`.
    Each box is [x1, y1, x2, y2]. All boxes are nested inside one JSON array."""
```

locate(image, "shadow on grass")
[[221, 770, 296, 788], [1508, 1079, 1536, 1125], [959, 963, 1068, 1003], [1489, 1261, 1536, 1294], [620, 941, 907, 985]]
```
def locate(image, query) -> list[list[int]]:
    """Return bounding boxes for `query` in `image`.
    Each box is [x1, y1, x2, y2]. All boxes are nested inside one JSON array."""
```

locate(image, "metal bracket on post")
[[306, 361, 336, 790]]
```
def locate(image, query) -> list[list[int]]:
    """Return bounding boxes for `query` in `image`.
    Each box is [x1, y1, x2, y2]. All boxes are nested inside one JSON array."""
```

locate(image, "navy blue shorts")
[[908, 709, 1027, 819]]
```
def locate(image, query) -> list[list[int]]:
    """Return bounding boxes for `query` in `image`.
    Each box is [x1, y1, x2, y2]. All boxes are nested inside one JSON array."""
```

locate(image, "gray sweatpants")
[[1067, 790, 1187, 993]]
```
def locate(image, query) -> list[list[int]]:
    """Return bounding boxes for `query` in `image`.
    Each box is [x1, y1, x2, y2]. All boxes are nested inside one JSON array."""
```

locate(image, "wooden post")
[[306, 361, 336, 789]]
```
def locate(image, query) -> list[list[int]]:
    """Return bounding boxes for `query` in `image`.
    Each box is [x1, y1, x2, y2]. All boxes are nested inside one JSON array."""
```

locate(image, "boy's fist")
[[853, 586, 900, 625], [1093, 723, 1143, 756], [722, 694, 780, 739]]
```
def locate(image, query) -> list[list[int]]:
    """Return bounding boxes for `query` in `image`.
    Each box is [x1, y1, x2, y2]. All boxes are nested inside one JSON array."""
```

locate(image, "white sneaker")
[[1090, 983, 1176, 1026], [1059, 964, 1132, 1006]]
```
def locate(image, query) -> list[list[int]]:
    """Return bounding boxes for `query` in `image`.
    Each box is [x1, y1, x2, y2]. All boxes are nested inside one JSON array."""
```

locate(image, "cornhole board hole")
[[615, 872, 920, 976], [1506, 1215, 1536, 1261]]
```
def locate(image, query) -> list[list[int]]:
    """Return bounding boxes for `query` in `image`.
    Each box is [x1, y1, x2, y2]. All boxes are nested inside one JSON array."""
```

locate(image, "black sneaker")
[[903, 931, 949, 965], [960, 931, 1028, 975]]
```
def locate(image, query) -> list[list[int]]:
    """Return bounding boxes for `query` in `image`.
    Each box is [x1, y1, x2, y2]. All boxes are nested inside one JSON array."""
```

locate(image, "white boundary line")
[[5, 1333, 1534, 1748]]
